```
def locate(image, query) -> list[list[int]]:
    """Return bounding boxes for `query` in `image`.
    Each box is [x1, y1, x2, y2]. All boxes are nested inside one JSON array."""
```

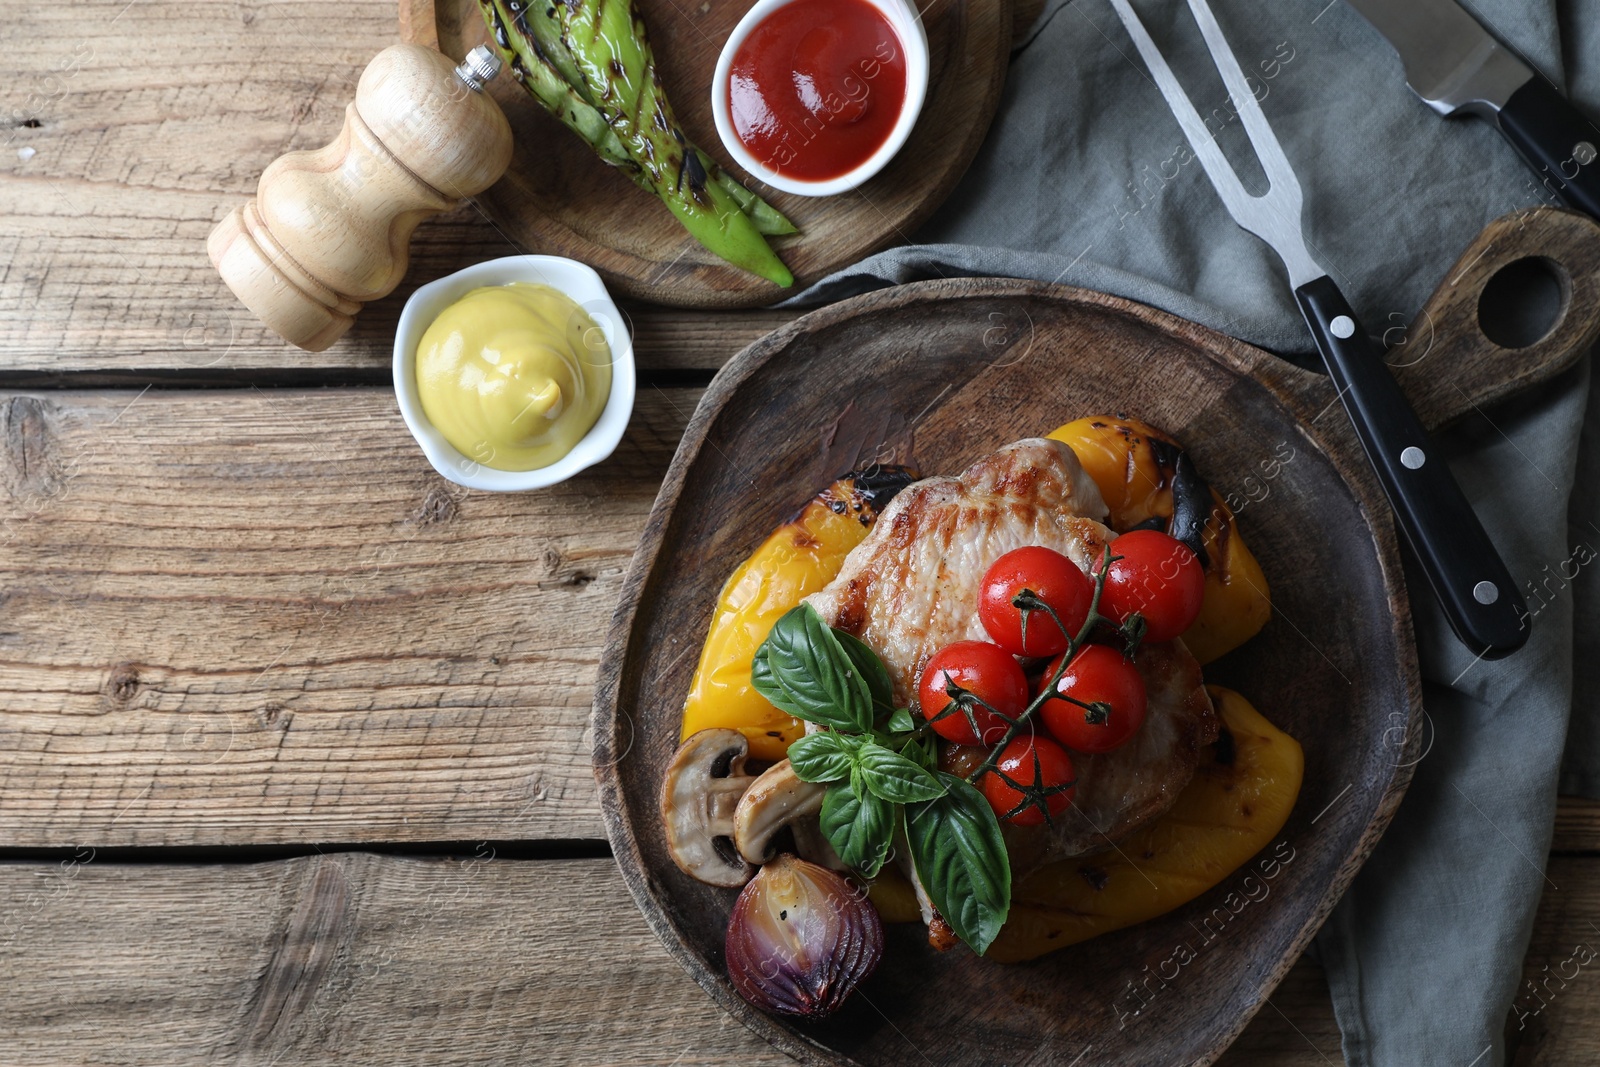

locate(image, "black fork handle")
[[1293, 275, 1529, 658]]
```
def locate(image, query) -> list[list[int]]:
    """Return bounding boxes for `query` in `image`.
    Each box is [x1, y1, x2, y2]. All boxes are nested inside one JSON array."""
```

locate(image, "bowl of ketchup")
[[711, 0, 929, 196]]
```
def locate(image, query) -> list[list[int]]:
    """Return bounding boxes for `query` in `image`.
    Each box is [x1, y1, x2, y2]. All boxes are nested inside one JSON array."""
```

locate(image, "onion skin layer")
[[726, 855, 884, 1018]]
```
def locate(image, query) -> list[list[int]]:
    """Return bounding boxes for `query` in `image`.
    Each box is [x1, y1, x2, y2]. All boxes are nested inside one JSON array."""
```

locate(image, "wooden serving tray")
[[593, 207, 1600, 1065], [399, 0, 1011, 308]]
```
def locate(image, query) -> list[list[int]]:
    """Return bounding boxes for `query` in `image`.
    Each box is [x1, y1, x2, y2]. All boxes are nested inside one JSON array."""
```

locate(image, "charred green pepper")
[[481, 0, 796, 284]]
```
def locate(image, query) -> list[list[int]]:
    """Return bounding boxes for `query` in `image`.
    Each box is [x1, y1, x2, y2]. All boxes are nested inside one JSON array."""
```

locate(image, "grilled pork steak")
[[803, 438, 1219, 864]]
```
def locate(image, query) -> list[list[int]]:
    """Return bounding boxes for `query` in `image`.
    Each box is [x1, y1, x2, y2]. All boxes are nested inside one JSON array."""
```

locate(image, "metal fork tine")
[[1183, 0, 1303, 206], [1105, 0, 1254, 218], [1108, 0, 1324, 287]]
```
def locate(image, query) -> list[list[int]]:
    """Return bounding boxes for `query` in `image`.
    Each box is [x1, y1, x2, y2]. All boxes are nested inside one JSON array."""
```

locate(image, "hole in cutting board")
[[1477, 256, 1567, 349]]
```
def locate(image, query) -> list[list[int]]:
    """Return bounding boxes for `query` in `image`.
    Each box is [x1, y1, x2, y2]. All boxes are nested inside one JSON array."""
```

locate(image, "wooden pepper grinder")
[[209, 45, 514, 351]]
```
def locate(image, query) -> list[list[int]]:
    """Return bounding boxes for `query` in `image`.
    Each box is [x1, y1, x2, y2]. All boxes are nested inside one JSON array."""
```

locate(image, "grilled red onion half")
[[725, 854, 884, 1018]]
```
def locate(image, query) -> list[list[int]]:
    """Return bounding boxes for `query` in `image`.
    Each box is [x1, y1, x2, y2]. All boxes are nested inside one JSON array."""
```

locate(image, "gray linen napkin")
[[787, 1, 1600, 1063]]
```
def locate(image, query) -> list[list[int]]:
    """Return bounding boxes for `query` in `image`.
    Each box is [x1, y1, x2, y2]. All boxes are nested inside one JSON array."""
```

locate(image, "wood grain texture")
[[412, 0, 1011, 307], [41, 849, 1600, 1066], [0, 0, 796, 374], [4, 0, 1597, 1061], [0, 852, 1345, 1066], [1553, 797, 1600, 854], [0, 385, 699, 847], [1389, 208, 1600, 430], [0, 854, 789, 1067]]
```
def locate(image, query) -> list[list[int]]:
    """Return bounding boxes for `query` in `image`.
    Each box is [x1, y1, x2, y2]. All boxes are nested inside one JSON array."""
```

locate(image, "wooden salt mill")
[[208, 45, 514, 351]]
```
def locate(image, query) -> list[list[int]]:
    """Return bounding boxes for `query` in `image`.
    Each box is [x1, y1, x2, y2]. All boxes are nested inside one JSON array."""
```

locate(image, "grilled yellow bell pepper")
[[678, 468, 916, 762], [1047, 416, 1271, 664], [985, 686, 1303, 963], [867, 866, 924, 924]]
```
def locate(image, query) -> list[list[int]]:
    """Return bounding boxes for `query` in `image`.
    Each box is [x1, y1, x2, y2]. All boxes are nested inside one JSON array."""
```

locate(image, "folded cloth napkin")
[[788, 1, 1600, 1063]]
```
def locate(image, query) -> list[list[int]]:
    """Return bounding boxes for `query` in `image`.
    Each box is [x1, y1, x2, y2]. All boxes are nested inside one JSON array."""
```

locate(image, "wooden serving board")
[[398, 0, 1010, 309], [593, 206, 1600, 1066]]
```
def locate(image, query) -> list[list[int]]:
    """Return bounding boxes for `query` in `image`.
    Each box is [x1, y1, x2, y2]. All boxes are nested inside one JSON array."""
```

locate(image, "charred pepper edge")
[[479, 0, 799, 254], [547, 0, 795, 284]]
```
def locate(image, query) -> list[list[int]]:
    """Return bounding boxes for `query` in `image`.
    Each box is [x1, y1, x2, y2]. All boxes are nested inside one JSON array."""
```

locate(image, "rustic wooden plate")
[[399, 0, 1010, 309], [593, 208, 1600, 1065]]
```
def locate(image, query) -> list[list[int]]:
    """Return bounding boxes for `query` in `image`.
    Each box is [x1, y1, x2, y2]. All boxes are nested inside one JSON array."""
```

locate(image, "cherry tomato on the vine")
[[980, 733, 1077, 826], [917, 641, 1028, 746], [1039, 644, 1147, 753], [978, 546, 1094, 657], [1099, 529, 1205, 643]]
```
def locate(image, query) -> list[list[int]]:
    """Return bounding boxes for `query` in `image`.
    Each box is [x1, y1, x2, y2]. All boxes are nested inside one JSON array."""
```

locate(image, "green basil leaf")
[[786, 732, 855, 784], [884, 707, 917, 734], [749, 605, 872, 732], [905, 773, 1011, 955], [900, 730, 938, 773], [750, 644, 775, 702], [834, 628, 894, 713], [855, 741, 944, 804], [820, 781, 895, 878]]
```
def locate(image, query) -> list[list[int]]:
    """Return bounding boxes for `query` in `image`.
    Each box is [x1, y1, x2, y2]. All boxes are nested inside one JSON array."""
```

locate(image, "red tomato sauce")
[[727, 0, 908, 182]]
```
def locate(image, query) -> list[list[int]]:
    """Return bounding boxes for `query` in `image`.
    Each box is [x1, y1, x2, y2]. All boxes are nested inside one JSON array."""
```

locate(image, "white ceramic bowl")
[[393, 255, 636, 492], [711, 0, 929, 197]]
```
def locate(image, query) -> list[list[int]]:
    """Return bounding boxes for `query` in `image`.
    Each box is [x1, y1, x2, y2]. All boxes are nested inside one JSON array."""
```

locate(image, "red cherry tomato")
[[978, 546, 1094, 657], [917, 641, 1028, 746], [1039, 644, 1148, 753], [1099, 530, 1206, 642], [980, 733, 1077, 826]]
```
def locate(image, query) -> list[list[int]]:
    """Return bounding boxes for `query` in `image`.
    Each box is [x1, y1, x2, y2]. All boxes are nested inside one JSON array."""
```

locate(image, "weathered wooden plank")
[[622, 303, 797, 375], [0, 0, 793, 374], [0, 854, 788, 1066], [1550, 796, 1600, 854], [0, 853, 1341, 1066], [0, 386, 703, 847]]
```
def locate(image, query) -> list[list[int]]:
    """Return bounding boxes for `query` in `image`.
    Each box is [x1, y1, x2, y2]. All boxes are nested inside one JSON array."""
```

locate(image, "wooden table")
[[1, 2, 1594, 1063]]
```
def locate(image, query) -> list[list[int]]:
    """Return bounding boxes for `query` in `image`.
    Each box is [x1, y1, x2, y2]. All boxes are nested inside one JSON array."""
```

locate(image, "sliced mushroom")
[[660, 729, 758, 887], [733, 759, 827, 866]]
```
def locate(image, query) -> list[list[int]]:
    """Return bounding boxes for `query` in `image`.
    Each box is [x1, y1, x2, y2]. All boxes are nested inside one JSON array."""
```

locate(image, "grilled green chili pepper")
[[480, 0, 796, 281]]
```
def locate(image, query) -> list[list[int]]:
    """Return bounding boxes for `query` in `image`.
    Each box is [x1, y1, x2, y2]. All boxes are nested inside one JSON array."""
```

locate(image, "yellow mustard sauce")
[[415, 282, 612, 472]]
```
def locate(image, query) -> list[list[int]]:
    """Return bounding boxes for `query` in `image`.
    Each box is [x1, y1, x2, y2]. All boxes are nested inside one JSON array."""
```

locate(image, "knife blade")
[[1346, 0, 1600, 218]]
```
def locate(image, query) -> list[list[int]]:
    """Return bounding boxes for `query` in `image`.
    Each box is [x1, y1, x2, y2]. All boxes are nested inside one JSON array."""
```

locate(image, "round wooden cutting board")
[[399, 0, 1011, 308], [593, 209, 1600, 1065]]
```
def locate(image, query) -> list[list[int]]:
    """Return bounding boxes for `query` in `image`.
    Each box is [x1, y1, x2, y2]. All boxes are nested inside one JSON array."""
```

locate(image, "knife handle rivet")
[[1576, 141, 1597, 167], [1330, 315, 1355, 338], [1473, 581, 1500, 606], [1401, 446, 1426, 470]]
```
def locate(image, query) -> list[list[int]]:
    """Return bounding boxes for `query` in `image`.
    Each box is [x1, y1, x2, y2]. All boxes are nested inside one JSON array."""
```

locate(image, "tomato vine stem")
[[966, 545, 1125, 788]]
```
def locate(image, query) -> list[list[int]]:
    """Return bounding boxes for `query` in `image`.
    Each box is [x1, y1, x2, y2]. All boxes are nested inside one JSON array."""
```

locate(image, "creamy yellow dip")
[[415, 282, 612, 472]]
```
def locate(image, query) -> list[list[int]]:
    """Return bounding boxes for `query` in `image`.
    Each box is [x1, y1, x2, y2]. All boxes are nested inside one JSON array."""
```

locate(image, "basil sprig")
[[820, 784, 895, 876], [751, 604, 1011, 954], [785, 732, 857, 783]]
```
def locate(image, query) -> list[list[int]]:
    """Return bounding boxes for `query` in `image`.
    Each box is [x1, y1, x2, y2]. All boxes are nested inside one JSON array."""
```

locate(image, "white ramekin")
[[711, 0, 930, 197], [392, 255, 636, 492]]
